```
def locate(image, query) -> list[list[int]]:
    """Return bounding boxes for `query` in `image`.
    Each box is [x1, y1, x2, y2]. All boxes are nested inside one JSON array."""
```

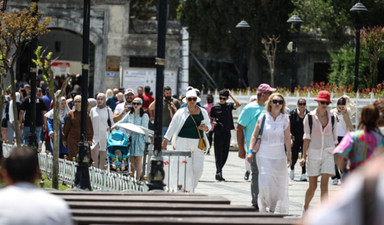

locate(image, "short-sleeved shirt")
[[106, 96, 118, 111], [237, 102, 264, 151], [333, 130, 384, 170], [20, 96, 47, 126], [210, 102, 235, 132], [162, 97, 180, 127]]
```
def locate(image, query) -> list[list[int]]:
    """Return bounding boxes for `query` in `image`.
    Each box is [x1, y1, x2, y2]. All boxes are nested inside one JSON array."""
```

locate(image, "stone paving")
[[194, 150, 341, 218]]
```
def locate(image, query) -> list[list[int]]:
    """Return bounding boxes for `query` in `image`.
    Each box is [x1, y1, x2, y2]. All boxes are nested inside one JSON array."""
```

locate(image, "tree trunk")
[[51, 76, 71, 189]]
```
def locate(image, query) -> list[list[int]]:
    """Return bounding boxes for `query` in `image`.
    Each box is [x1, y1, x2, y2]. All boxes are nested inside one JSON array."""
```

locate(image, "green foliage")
[[328, 43, 369, 89]]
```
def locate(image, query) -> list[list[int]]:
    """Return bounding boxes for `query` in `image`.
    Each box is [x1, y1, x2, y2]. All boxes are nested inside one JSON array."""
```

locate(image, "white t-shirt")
[[337, 114, 347, 137], [0, 183, 73, 225]]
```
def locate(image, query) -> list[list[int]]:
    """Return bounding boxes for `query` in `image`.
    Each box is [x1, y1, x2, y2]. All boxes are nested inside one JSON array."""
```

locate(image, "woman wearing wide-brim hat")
[[162, 89, 211, 192], [300, 90, 338, 213]]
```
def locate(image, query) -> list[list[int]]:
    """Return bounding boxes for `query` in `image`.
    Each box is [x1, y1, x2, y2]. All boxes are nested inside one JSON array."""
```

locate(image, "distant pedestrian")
[[113, 88, 135, 123], [45, 97, 70, 158], [289, 98, 309, 181], [333, 105, 384, 173], [203, 94, 214, 155], [116, 97, 149, 179], [237, 83, 275, 210], [134, 86, 150, 111], [210, 89, 241, 181], [62, 95, 94, 161], [19, 93, 48, 144], [249, 93, 291, 213], [90, 93, 114, 169], [0, 146, 73, 225], [106, 88, 119, 111], [162, 89, 211, 191], [300, 91, 338, 213], [330, 95, 356, 184]]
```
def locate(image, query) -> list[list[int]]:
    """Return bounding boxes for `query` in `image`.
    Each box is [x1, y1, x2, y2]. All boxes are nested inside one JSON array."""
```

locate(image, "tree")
[[177, 0, 294, 88], [261, 35, 280, 87], [328, 43, 369, 89], [33, 46, 71, 189], [0, 3, 51, 146], [361, 26, 384, 87]]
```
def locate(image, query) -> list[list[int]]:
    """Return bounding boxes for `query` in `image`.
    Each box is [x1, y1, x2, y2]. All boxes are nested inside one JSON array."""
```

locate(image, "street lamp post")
[[287, 15, 303, 92], [74, 0, 92, 190], [147, 0, 167, 191], [0, 0, 7, 161], [28, 0, 39, 152], [236, 20, 250, 89], [350, 2, 368, 93]]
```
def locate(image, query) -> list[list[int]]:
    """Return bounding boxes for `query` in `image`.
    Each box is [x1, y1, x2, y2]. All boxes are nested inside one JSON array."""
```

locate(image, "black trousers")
[[207, 131, 214, 149], [291, 141, 306, 174], [214, 130, 231, 174]]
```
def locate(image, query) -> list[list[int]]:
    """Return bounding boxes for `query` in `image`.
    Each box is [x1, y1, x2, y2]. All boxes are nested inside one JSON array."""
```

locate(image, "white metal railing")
[[3, 143, 191, 192]]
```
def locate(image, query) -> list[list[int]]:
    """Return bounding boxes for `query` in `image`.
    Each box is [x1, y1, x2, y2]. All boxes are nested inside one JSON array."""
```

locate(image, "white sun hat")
[[182, 90, 201, 103]]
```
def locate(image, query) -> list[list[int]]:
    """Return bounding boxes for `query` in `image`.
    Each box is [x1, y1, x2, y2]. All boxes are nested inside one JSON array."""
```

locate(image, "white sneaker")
[[300, 174, 308, 181], [289, 170, 295, 180], [332, 178, 339, 185]]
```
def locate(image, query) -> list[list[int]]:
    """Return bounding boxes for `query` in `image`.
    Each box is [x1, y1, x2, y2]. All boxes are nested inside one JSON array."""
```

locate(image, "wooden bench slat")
[[60, 195, 230, 204], [67, 201, 257, 211], [70, 209, 286, 218], [72, 216, 297, 225], [50, 191, 206, 197]]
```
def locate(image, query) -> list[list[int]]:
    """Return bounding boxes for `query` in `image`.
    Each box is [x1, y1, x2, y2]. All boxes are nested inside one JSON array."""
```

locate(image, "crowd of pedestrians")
[[2, 78, 384, 218]]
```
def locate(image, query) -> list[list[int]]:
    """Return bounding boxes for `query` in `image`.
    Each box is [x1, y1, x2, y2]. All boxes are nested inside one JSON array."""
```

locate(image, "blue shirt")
[[237, 102, 265, 151]]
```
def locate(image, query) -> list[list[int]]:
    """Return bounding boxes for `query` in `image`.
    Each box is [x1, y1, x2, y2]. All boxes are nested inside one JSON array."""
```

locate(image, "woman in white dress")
[[249, 93, 291, 213], [90, 93, 114, 169]]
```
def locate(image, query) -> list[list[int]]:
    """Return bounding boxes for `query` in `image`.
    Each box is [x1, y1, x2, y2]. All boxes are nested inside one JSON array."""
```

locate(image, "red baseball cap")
[[257, 83, 276, 94], [314, 90, 331, 103]]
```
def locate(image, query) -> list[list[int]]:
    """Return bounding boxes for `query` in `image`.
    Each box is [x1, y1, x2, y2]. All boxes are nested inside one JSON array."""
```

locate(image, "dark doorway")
[[313, 62, 330, 83]]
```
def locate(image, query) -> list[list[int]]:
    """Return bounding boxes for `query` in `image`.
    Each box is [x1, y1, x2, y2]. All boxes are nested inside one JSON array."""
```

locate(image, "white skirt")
[[256, 143, 289, 213]]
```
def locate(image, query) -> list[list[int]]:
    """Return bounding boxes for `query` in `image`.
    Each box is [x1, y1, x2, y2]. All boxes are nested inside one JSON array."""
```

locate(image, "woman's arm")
[[284, 123, 292, 167], [247, 116, 262, 163]]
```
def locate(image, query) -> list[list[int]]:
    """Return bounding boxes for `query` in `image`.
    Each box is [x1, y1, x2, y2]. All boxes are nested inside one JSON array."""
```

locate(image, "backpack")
[[308, 114, 335, 136]]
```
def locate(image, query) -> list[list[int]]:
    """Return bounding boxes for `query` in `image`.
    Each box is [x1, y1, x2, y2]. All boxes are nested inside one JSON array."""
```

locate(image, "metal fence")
[[2, 143, 191, 192]]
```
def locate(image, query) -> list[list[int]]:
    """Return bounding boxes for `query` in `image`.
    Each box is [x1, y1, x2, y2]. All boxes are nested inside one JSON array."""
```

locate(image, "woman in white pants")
[[162, 90, 211, 192]]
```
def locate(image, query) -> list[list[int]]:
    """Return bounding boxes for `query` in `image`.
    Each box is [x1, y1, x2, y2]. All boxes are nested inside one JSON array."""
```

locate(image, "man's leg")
[[250, 152, 259, 209], [35, 127, 43, 143], [22, 126, 30, 145], [220, 131, 231, 171], [213, 131, 223, 174]]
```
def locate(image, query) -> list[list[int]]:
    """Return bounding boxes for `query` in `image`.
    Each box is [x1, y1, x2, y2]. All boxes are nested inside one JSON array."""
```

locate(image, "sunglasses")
[[219, 97, 228, 101], [272, 99, 284, 105], [298, 103, 306, 106], [187, 97, 197, 102], [132, 102, 141, 105], [320, 101, 330, 105]]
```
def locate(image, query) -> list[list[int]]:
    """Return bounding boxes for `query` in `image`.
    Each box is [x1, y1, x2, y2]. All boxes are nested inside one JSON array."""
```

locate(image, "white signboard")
[[122, 68, 177, 97]]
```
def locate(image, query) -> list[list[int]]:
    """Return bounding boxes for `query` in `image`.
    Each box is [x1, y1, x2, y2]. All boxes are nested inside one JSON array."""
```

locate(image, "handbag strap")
[[190, 113, 203, 140], [257, 114, 266, 138]]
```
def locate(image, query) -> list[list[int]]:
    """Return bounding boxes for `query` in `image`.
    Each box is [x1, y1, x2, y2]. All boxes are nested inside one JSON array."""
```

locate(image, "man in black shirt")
[[289, 98, 309, 181], [19, 95, 48, 145], [210, 89, 241, 181]]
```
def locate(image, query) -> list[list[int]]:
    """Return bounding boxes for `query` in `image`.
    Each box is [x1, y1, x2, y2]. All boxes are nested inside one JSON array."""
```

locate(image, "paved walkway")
[[194, 150, 341, 218]]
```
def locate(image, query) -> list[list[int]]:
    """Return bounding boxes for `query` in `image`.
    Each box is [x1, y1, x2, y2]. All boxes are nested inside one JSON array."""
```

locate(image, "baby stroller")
[[107, 130, 130, 173]]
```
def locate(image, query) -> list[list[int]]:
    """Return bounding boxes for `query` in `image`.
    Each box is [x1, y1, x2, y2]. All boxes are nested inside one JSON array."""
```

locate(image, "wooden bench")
[[52, 191, 297, 225]]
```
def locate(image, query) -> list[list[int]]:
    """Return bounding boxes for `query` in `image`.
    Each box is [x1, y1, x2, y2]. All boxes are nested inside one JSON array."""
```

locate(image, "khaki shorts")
[[307, 152, 335, 177]]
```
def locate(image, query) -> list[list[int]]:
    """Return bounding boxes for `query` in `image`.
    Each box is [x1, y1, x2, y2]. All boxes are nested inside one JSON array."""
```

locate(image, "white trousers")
[[168, 137, 204, 192]]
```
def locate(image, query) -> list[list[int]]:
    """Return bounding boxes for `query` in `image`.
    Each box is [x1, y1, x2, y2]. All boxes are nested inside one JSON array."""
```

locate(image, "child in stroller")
[[107, 130, 130, 172]]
